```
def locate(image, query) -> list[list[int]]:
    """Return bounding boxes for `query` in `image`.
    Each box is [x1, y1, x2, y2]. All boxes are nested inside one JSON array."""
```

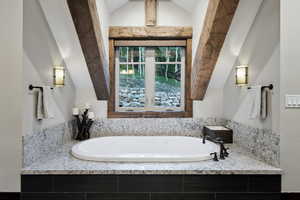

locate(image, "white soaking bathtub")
[[71, 136, 219, 162]]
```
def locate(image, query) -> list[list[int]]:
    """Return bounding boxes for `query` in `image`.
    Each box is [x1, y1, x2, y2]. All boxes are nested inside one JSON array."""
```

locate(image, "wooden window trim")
[[115, 40, 187, 47], [109, 26, 193, 39], [108, 39, 193, 118]]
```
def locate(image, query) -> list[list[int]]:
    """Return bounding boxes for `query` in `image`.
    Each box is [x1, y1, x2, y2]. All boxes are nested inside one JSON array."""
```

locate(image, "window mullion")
[[145, 48, 155, 110], [181, 48, 185, 111], [115, 48, 120, 111]]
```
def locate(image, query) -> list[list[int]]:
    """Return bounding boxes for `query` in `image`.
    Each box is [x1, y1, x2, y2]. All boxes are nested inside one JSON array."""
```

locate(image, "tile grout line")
[[182, 175, 185, 193], [117, 175, 119, 193]]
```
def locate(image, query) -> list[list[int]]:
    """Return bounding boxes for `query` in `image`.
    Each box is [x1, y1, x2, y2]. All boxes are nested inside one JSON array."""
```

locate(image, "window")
[[108, 40, 192, 118], [116, 46, 185, 112]]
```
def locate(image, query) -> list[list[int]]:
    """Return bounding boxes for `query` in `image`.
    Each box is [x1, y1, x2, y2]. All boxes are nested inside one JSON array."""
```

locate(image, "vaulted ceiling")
[[39, 0, 263, 102], [104, 0, 199, 13]]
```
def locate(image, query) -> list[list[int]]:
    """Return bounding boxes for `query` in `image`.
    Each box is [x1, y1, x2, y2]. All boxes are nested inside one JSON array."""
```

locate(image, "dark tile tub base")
[[19, 174, 283, 199], [3, 192, 300, 200]]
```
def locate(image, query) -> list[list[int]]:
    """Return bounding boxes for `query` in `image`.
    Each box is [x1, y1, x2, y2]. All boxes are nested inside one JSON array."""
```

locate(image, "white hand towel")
[[42, 86, 55, 119], [261, 88, 268, 120], [36, 89, 44, 120], [248, 85, 262, 119]]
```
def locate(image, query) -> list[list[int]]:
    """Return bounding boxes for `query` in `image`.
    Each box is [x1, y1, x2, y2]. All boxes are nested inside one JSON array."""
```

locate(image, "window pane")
[[155, 47, 182, 62], [132, 47, 140, 62], [119, 47, 128, 62], [169, 47, 181, 62], [155, 47, 167, 62], [119, 64, 145, 108], [119, 47, 145, 63], [155, 64, 181, 107]]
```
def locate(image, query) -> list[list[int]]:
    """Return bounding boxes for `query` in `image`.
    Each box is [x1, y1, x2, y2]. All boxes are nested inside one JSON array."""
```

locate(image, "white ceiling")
[[104, 0, 199, 13], [104, 0, 128, 13], [171, 0, 198, 13]]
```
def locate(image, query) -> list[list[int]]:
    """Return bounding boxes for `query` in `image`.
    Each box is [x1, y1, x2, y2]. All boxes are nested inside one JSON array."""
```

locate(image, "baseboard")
[[281, 193, 300, 200], [0, 192, 20, 200]]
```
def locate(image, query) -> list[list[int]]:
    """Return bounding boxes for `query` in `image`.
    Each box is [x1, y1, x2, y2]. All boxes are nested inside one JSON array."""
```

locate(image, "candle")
[[88, 112, 95, 120], [72, 107, 79, 115]]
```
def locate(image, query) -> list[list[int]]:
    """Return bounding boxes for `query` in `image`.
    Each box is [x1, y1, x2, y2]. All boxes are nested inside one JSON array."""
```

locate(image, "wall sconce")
[[53, 66, 65, 87], [235, 65, 248, 86]]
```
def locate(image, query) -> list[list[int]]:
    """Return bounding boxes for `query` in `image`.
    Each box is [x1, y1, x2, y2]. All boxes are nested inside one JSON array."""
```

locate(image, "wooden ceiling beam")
[[67, 0, 109, 100], [191, 0, 240, 100]]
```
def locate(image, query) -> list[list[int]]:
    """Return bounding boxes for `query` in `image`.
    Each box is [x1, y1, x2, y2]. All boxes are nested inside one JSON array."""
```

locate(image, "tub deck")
[[22, 142, 282, 175]]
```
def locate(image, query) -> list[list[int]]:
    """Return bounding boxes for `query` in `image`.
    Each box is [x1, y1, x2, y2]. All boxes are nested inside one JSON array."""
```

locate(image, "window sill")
[[108, 111, 192, 118]]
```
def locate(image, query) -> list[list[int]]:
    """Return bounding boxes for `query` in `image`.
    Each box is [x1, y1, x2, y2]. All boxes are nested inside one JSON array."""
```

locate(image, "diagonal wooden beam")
[[191, 0, 239, 100], [145, 0, 157, 26], [67, 0, 109, 100]]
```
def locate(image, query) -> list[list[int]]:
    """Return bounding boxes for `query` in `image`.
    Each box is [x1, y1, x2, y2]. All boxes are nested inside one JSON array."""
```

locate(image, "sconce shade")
[[235, 65, 248, 86], [53, 66, 65, 87]]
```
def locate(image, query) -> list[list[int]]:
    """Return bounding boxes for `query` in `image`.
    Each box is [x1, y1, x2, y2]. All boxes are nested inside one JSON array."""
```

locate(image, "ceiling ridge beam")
[[145, 0, 157, 26]]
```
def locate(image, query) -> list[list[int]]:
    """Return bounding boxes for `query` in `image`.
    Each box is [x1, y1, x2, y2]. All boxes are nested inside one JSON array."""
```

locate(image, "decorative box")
[[203, 126, 233, 144]]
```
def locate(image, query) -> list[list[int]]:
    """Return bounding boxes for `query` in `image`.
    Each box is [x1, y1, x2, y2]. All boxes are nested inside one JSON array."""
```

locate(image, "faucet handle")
[[224, 147, 230, 157], [215, 138, 224, 144], [210, 152, 219, 162]]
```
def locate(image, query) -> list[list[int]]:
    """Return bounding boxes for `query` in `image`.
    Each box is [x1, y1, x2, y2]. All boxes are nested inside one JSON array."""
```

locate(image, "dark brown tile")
[[21, 175, 53, 192], [184, 175, 248, 192], [0, 193, 20, 200], [87, 193, 149, 200], [216, 193, 281, 200], [281, 193, 300, 200], [248, 175, 281, 192], [151, 193, 214, 200], [53, 175, 117, 192], [119, 175, 183, 192], [21, 193, 85, 200]]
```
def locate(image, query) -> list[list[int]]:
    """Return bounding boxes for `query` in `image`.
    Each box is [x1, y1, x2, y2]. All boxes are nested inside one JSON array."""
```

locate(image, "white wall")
[[280, 0, 300, 192], [38, 0, 97, 106], [191, 0, 209, 61], [208, 0, 263, 89], [193, 89, 223, 118], [223, 0, 280, 132], [110, 1, 192, 27], [22, 52, 66, 136], [0, 0, 22, 192], [96, 0, 110, 57], [23, 0, 76, 128]]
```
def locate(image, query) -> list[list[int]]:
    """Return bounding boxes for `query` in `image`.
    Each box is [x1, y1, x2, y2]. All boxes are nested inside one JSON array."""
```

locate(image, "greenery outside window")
[[116, 46, 185, 112]]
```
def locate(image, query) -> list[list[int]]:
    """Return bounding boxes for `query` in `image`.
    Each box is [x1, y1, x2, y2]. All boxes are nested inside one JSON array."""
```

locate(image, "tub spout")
[[202, 132, 206, 144]]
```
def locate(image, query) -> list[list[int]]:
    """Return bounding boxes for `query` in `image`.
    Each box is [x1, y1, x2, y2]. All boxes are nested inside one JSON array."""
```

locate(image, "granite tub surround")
[[22, 142, 282, 175], [22, 117, 226, 167], [90, 118, 227, 138], [227, 120, 280, 167], [23, 121, 74, 167]]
